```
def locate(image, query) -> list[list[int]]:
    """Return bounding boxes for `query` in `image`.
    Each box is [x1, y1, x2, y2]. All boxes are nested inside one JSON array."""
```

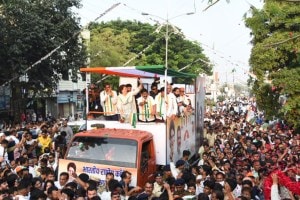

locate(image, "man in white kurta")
[[137, 88, 156, 122], [155, 87, 166, 121], [100, 83, 118, 121]]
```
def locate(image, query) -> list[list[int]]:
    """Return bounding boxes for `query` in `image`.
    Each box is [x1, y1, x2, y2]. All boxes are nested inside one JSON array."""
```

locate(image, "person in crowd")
[[37, 130, 52, 154], [31, 177, 43, 191], [16, 179, 31, 200], [98, 172, 115, 195], [24, 130, 37, 158], [54, 172, 69, 189], [202, 179, 215, 198], [46, 185, 59, 200], [59, 120, 73, 144], [136, 181, 154, 200], [173, 178, 189, 198], [100, 83, 119, 121], [0, 139, 9, 169], [172, 159, 185, 179], [86, 186, 99, 200], [60, 188, 75, 200], [211, 190, 224, 200], [152, 172, 164, 198], [224, 178, 237, 200], [0, 178, 9, 192], [119, 170, 141, 197]]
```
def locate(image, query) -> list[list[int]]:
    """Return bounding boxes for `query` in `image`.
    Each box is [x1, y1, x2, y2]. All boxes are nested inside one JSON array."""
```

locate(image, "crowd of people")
[[0, 81, 299, 200]]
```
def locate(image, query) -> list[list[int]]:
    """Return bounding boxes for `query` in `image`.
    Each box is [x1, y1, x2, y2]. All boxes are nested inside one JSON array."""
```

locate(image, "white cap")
[[0, 132, 4, 137]]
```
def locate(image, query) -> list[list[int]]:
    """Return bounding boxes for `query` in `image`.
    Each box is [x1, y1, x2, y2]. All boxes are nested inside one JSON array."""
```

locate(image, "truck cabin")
[[64, 128, 156, 186]]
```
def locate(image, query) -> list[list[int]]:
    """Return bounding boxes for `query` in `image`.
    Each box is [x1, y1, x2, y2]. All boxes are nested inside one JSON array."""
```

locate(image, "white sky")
[[75, 0, 264, 84]]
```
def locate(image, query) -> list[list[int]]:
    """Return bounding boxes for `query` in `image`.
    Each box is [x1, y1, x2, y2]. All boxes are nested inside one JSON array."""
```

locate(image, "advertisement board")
[[166, 115, 196, 163], [58, 159, 138, 186]]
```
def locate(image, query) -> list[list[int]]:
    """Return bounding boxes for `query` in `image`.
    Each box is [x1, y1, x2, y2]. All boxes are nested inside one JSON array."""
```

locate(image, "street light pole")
[[141, 11, 194, 84], [165, 18, 169, 93]]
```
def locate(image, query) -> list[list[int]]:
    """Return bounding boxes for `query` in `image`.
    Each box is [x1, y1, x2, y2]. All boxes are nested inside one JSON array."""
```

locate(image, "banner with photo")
[[195, 76, 205, 148], [166, 115, 196, 163], [58, 159, 138, 186]]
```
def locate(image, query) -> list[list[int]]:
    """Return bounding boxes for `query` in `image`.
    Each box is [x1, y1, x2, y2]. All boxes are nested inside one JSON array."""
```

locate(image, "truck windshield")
[[66, 137, 137, 168]]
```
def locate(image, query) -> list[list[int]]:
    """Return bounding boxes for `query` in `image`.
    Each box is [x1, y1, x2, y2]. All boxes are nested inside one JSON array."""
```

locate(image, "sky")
[[75, 0, 264, 84]]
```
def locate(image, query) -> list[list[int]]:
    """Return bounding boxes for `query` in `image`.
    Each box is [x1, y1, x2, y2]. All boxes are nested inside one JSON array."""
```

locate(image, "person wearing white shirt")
[[0, 139, 9, 169], [15, 179, 30, 200], [100, 83, 118, 121], [47, 152, 59, 172], [137, 89, 156, 122], [54, 172, 69, 189], [166, 84, 178, 119], [5, 129, 20, 145], [155, 87, 167, 121]]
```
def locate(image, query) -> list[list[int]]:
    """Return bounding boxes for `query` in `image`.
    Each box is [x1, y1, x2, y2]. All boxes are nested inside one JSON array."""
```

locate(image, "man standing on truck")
[[155, 87, 167, 122], [166, 84, 178, 119], [100, 83, 118, 121], [137, 89, 156, 122]]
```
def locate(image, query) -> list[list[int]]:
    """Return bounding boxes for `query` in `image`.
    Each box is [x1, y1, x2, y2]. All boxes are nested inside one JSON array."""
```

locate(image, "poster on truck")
[[58, 159, 138, 186], [195, 76, 205, 148], [166, 115, 196, 163]]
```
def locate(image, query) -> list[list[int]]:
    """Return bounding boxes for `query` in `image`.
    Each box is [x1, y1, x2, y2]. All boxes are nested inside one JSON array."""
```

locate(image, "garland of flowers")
[[264, 170, 300, 200]]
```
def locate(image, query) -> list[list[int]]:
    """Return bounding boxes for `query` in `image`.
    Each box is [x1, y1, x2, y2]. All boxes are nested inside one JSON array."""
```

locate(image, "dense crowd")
[[0, 82, 299, 200]]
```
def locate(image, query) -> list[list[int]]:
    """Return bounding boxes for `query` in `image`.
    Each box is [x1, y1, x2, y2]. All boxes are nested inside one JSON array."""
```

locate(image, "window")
[[67, 136, 137, 168]]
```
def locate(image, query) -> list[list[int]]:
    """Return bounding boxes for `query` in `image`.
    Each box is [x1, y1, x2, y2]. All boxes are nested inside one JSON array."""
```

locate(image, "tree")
[[88, 20, 212, 85], [0, 0, 86, 121], [245, 0, 300, 128]]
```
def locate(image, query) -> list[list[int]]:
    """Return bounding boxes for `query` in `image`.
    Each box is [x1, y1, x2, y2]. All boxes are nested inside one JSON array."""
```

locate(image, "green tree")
[[245, 0, 300, 128], [88, 20, 212, 85], [0, 0, 86, 121], [88, 22, 135, 88]]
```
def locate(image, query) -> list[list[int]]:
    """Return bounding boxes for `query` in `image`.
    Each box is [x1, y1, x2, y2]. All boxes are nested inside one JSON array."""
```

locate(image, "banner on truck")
[[166, 115, 196, 163], [195, 76, 205, 149], [58, 159, 138, 186]]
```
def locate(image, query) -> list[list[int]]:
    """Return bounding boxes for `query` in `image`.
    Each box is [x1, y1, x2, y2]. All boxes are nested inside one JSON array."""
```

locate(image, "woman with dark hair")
[[43, 180, 55, 195], [198, 193, 209, 200], [211, 190, 224, 200], [31, 177, 43, 191], [67, 162, 76, 182], [117, 81, 142, 123]]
